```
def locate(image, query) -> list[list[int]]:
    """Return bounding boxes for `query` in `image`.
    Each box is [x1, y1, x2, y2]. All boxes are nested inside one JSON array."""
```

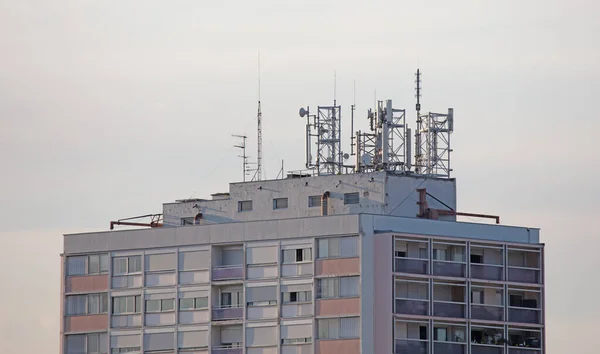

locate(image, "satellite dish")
[[343, 153, 350, 160], [299, 107, 307, 118], [361, 154, 372, 166]]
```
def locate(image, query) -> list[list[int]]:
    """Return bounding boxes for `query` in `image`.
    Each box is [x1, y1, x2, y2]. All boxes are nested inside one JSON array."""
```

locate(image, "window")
[[67, 254, 109, 276], [220, 291, 243, 308], [113, 256, 141, 275], [112, 295, 141, 314], [470, 254, 483, 264], [434, 249, 447, 261], [318, 236, 359, 258], [145, 299, 175, 313], [111, 347, 140, 353], [344, 192, 359, 205], [434, 328, 447, 341], [471, 290, 483, 304], [318, 317, 359, 339], [66, 333, 108, 354], [238, 200, 252, 212], [273, 197, 289, 209], [247, 286, 277, 306], [308, 195, 321, 207], [282, 291, 312, 303], [281, 338, 312, 344], [179, 297, 209, 310], [317, 276, 359, 299], [509, 294, 524, 307], [66, 294, 108, 316], [282, 248, 312, 263]]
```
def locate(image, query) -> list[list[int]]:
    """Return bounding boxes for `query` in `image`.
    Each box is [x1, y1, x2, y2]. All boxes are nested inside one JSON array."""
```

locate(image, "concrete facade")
[[61, 174, 544, 354]]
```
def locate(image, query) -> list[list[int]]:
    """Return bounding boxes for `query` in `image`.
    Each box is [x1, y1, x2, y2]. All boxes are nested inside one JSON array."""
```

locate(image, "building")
[[60, 86, 545, 354]]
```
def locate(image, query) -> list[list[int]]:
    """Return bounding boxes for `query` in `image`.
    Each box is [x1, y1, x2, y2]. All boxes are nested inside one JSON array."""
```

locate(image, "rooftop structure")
[[60, 70, 545, 354]]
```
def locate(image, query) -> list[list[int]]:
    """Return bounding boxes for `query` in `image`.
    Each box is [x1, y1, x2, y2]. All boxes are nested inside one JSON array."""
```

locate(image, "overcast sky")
[[0, 0, 598, 353]]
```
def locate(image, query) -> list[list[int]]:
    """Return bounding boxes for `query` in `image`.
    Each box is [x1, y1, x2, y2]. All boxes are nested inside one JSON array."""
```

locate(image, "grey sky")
[[0, 0, 598, 352]]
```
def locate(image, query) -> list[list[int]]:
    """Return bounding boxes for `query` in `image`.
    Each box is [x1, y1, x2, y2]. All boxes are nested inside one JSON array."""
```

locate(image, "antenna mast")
[[233, 135, 249, 182], [414, 69, 423, 174], [256, 53, 263, 181]]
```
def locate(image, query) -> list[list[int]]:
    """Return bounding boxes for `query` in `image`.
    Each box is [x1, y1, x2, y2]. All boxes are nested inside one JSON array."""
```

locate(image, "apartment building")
[[60, 171, 544, 354]]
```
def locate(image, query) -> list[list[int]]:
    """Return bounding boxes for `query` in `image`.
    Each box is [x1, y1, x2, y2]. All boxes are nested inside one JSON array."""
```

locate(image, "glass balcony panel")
[[471, 264, 503, 281], [508, 268, 540, 284], [433, 262, 466, 277], [434, 342, 466, 354], [433, 302, 465, 318], [508, 308, 540, 324], [212, 266, 243, 280], [508, 349, 541, 354], [394, 339, 428, 354], [395, 258, 428, 275], [395, 299, 429, 316], [471, 305, 504, 321], [471, 345, 504, 354], [212, 307, 243, 320]]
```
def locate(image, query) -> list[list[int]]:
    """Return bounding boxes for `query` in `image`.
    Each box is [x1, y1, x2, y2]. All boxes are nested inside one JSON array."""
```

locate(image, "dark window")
[[344, 192, 359, 205], [419, 326, 428, 340], [509, 294, 523, 307], [395, 251, 407, 258], [290, 292, 298, 302], [296, 249, 303, 262], [470, 254, 483, 264]]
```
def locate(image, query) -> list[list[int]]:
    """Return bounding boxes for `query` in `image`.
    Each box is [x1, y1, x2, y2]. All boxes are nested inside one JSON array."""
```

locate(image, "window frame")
[[282, 290, 312, 304], [238, 200, 253, 212], [317, 317, 360, 339], [112, 295, 142, 315], [282, 248, 312, 264], [112, 255, 142, 276], [66, 254, 110, 276], [66, 293, 108, 316], [179, 296, 209, 311], [317, 236, 359, 259], [343, 192, 359, 205], [317, 276, 359, 299], [308, 195, 321, 208], [145, 298, 175, 313], [273, 197, 289, 210]]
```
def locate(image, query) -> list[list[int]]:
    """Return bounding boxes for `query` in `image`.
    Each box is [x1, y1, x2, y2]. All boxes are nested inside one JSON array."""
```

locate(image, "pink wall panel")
[[316, 258, 360, 276], [66, 275, 108, 293], [316, 298, 360, 316], [317, 339, 360, 354], [65, 314, 108, 332]]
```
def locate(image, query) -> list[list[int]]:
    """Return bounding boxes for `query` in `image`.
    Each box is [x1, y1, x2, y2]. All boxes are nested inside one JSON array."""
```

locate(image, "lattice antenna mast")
[[414, 69, 423, 174], [256, 53, 263, 181], [233, 135, 250, 182]]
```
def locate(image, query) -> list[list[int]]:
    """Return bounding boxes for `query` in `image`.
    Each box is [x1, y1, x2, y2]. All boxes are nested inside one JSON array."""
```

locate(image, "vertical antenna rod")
[[414, 69, 422, 174], [350, 80, 356, 156], [256, 53, 263, 181], [233, 135, 248, 182]]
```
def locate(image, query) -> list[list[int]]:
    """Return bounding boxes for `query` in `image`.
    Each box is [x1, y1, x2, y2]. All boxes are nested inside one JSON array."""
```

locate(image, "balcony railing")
[[508, 267, 540, 284], [212, 265, 243, 281], [434, 342, 466, 354], [508, 348, 541, 354], [433, 301, 465, 318], [212, 306, 243, 320], [212, 345, 243, 354], [471, 305, 504, 321], [471, 344, 504, 354], [394, 339, 428, 354], [471, 264, 503, 281], [395, 258, 428, 275], [433, 261, 466, 277], [395, 299, 429, 316], [508, 308, 541, 324]]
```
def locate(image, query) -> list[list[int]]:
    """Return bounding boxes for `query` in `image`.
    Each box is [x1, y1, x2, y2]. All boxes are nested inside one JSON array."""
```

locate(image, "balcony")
[[395, 258, 428, 275], [434, 342, 466, 354], [394, 339, 428, 354], [471, 264, 503, 281], [433, 301, 465, 318], [212, 306, 243, 321], [212, 265, 243, 281], [212, 346, 242, 354], [508, 268, 540, 284], [433, 261, 466, 278], [471, 345, 504, 354], [508, 308, 541, 324], [471, 305, 504, 321], [508, 348, 541, 354], [395, 299, 429, 316]]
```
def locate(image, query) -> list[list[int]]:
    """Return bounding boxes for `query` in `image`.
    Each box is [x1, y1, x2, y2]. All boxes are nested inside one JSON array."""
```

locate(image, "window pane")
[[135, 296, 141, 312], [128, 256, 141, 273], [302, 248, 312, 261], [126, 296, 135, 313], [308, 195, 321, 207], [340, 276, 359, 297], [329, 319, 340, 339], [318, 239, 329, 258], [67, 256, 86, 276], [318, 278, 338, 299], [88, 255, 100, 274], [282, 250, 295, 263], [344, 192, 359, 204], [88, 294, 100, 314], [100, 254, 109, 273], [340, 237, 358, 257], [66, 335, 86, 353], [195, 297, 208, 309], [113, 258, 127, 275], [161, 299, 175, 311], [67, 295, 87, 315], [100, 293, 108, 313], [317, 319, 329, 339], [146, 300, 161, 312], [179, 298, 194, 310], [221, 293, 232, 307], [340, 317, 359, 338], [329, 238, 340, 257], [87, 333, 99, 353]]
